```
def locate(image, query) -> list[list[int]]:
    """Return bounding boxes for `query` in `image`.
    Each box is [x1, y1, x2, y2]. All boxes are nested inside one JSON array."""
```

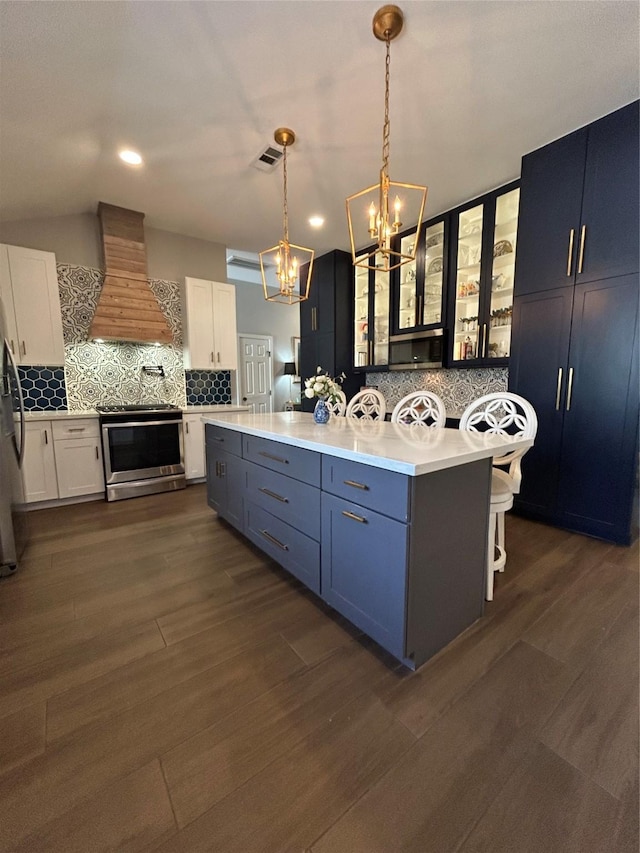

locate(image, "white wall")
[[0, 212, 228, 281], [232, 278, 300, 412]]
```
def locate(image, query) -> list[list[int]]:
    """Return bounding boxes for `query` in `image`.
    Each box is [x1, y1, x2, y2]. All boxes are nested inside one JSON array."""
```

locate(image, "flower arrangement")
[[303, 366, 345, 403]]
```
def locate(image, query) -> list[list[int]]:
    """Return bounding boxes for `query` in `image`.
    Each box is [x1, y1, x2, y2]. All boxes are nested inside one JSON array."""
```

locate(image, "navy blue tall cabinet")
[[509, 101, 639, 544]]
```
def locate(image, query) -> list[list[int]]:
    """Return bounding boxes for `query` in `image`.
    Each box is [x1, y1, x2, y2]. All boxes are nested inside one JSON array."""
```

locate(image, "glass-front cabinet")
[[395, 217, 447, 333], [353, 250, 390, 370], [449, 182, 519, 366]]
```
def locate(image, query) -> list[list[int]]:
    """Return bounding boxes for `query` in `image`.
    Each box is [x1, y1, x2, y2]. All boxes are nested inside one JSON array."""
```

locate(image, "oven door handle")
[[101, 418, 184, 429]]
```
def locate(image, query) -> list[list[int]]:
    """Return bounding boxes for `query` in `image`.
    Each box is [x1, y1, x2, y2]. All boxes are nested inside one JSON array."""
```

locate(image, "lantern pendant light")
[[260, 128, 314, 304], [346, 5, 427, 273]]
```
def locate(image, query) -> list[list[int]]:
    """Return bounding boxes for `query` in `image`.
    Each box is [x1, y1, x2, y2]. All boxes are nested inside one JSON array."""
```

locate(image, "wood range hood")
[[89, 202, 173, 344]]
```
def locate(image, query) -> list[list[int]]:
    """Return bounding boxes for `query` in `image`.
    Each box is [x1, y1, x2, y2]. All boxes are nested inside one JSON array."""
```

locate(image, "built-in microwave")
[[388, 328, 444, 370]]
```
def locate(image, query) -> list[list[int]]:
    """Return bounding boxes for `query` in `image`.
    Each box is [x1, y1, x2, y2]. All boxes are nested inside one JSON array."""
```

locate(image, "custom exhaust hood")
[[89, 202, 173, 344]]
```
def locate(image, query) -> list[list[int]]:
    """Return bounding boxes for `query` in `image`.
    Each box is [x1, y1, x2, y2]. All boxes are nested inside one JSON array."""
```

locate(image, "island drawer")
[[245, 502, 320, 594], [321, 456, 411, 522], [245, 462, 320, 541], [205, 424, 242, 457], [52, 419, 100, 440], [243, 435, 321, 486]]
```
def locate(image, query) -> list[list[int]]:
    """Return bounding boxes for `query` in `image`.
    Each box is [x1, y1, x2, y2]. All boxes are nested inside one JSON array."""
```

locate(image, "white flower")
[[304, 387, 315, 398]]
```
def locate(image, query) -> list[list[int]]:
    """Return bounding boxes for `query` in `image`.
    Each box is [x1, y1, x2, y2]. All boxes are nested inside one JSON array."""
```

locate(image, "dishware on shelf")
[[493, 239, 513, 258], [427, 257, 443, 275]]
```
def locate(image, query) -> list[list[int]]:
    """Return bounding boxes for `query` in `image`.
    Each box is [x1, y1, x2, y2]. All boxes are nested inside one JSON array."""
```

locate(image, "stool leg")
[[497, 511, 506, 572], [486, 511, 497, 601]]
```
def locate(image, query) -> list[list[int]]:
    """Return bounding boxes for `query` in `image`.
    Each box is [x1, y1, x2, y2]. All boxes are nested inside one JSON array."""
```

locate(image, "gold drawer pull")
[[259, 451, 289, 464], [566, 367, 574, 411], [68, 427, 86, 432], [259, 487, 289, 504], [260, 529, 289, 551], [343, 479, 369, 491], [555, 367, 563, 411], [342, 510, 367, 524], [577, 225, 586, 274], [566, 228, 575, 276]]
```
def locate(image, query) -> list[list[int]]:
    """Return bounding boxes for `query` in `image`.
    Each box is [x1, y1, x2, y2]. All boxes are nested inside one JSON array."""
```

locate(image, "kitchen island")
[[202, 412, 532, 669]]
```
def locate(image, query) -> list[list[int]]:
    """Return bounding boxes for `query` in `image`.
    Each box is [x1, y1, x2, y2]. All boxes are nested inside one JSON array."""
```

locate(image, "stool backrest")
[[345, 388, 387, 420], [459, 392, 538, 493], [326, 389, 347, 416], [391, 391, 446, 428]]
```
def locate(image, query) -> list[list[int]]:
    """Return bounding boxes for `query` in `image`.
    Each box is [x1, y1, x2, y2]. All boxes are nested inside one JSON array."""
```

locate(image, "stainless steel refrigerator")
[[0, 297, 26, 576]]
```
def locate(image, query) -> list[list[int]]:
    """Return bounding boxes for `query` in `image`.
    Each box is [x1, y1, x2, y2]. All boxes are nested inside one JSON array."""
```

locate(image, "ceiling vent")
[[250, 143, 284, 172], [227, 254, 270, 271]]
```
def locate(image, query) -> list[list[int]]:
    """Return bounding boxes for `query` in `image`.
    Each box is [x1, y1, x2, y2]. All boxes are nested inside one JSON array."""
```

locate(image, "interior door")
[[238, 335, 272, 413]]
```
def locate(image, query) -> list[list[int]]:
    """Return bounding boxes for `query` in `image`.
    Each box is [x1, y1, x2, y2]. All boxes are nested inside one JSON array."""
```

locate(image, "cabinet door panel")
[[509, 288, 573, 517], [22, 423, 58, 502], [184, 417, 205, 479], [0, 246, 18, 355], [55, 438, 104, 498], [321, 492, 408, 660], [7, 246, 63, 365], [185, 278, 214, 369], [578, 102, 639, 284], [557, 275, 639, 542], [222, 451, 246, 531], [212, 282, 238, 370], [514, 129, 588, 295]]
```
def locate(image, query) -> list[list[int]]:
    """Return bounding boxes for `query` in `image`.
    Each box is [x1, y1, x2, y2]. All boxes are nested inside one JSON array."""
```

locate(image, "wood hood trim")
[[89, 202, 173, 344]]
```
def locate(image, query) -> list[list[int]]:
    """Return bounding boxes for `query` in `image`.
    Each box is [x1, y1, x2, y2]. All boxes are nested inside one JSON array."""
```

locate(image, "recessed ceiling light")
[[308, 215, 324, 228], [119, 149, 143, 166]]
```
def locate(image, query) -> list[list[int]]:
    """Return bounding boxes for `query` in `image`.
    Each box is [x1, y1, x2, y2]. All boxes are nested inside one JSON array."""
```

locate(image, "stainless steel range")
[[97, 404, 185, 501]]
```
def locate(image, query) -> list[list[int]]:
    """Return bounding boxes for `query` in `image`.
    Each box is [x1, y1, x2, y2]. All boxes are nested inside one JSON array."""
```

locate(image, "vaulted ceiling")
[[0, 1, 638, 256]]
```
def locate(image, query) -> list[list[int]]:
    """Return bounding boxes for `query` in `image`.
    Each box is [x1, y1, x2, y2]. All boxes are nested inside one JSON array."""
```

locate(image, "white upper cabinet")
[[0, 244, 64, 365], [183, 278, 238, 371]]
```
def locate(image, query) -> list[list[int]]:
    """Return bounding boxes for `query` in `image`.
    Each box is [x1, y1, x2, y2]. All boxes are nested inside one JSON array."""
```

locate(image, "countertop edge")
[[202, 413, 533, 476]]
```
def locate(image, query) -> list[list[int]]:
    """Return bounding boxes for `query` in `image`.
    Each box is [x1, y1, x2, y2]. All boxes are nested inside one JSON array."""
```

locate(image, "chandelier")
[[260, 128, 314, 304], [346, 5, 427, 273]]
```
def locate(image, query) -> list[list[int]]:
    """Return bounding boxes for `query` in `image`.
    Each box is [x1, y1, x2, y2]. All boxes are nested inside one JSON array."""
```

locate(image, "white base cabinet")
[[0, 244, 64, 365], [22, 422, 58, 502], [183, 278, 238, 371], [183, 414, 205, 480], [52, 420, 104, 499], [21, 419, 105, 504]]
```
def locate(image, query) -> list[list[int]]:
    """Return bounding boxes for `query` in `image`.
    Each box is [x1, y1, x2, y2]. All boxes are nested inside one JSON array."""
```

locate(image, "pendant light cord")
[[282, 144, 289, 246], [381, 34, 391, 183]]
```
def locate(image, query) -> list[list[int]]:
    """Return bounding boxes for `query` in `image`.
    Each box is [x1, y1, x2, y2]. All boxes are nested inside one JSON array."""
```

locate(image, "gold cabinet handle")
[[210, 352, 214, 363], [416, 294, 423, 326], [44, 429, 48, 445], [217, 352, 220, 363], [577, 225, 586, 274], [68, 427, 85, 432], [10, 339, 15, 354], [483, 323, 488, 358], [258, 486, 289, 504], [566, 228, 575, 277], [343, 479, 369, 491], [95, 446, 99, 460], [566, 367, 574, 411], [555, 367, 563, 411], [21, 340, 26, 356], [260, 529, 289, 551], [185, 422, 189, 434], [342, 509, 368, 524]]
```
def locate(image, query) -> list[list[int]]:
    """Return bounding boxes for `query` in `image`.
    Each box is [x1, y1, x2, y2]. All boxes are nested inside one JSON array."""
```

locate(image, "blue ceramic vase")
[[313, 397, 330, 424]]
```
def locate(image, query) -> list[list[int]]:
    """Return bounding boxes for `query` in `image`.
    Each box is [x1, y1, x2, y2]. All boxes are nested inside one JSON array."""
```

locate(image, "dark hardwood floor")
[[0, 484, 637, 852]]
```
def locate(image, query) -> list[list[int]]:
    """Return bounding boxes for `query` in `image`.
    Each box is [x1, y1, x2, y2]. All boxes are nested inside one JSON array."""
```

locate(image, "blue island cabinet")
[[205, 423, 493, 669]]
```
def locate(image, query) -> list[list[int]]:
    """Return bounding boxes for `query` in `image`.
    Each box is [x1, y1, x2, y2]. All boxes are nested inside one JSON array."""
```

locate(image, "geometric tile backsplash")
[[185, 370, 232, 405], [18, 366, 67, 411], [42, 263, 226, 412], [365, 367, 509, 418]]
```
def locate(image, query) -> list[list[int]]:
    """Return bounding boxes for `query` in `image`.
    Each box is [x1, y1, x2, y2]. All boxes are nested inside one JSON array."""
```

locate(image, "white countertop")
[[202, 411, 533, 476], [24, 404, 250, 422]]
